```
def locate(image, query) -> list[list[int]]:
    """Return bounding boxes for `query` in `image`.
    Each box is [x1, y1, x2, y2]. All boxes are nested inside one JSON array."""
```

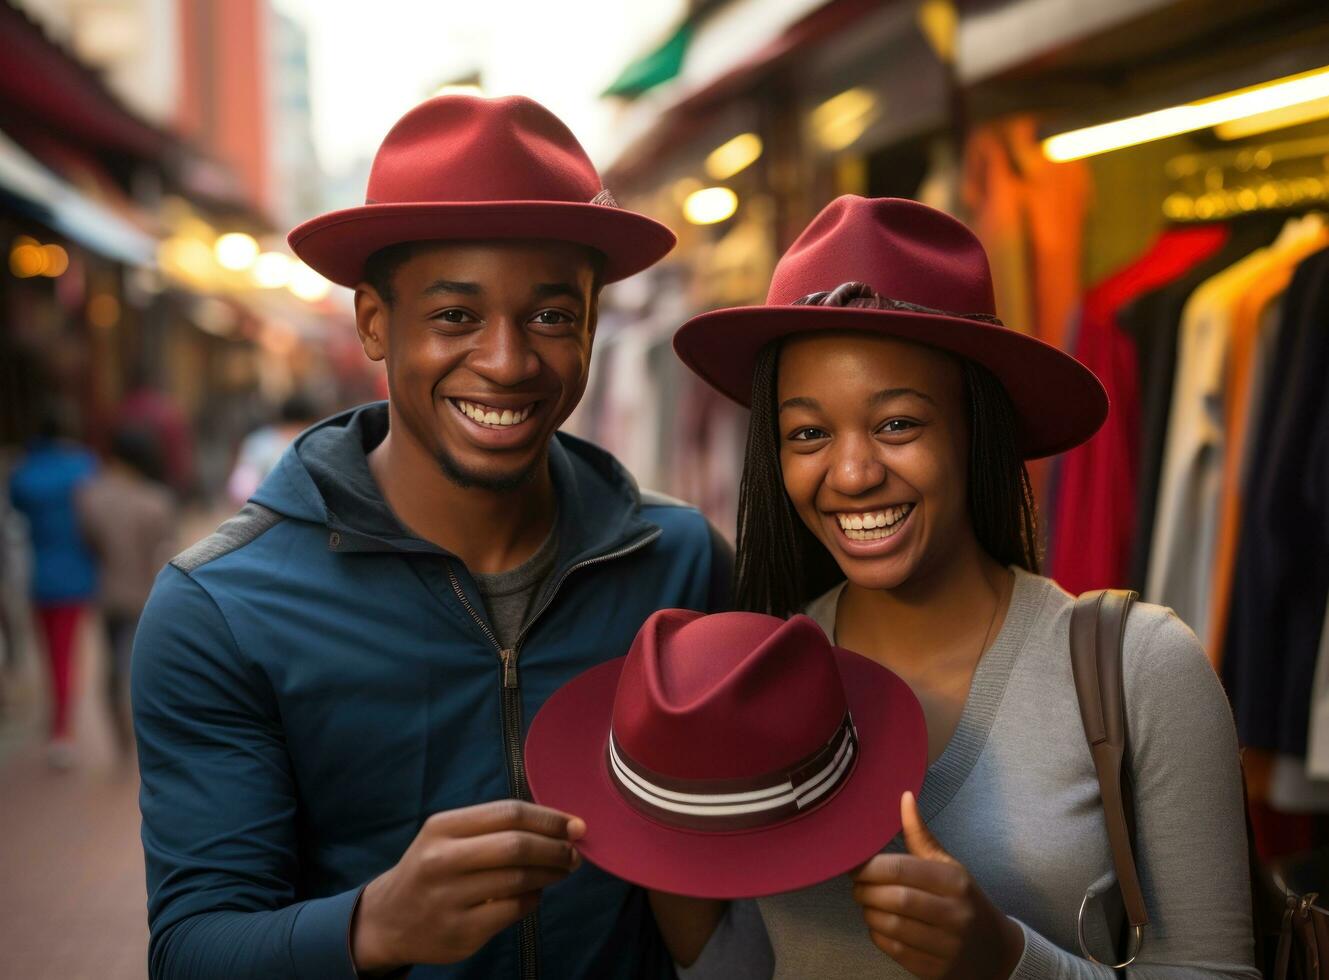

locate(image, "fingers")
[[900, 791, 954, 864], [441, 830, 582, 875], [851, 882, 961, 929], [423, 799, 585, 842], [456, 865, 574, 906], [854, 852, 968, 896], [869, 929, 949, 978], [861, 906, 958, 959], [462, 890, 542, 939]]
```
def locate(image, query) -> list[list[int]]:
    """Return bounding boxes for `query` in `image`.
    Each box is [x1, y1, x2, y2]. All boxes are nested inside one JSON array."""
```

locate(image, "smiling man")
[[131, 96, 730, 980]]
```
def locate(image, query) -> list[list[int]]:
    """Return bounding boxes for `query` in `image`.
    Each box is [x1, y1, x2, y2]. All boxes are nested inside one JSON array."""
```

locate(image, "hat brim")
[[525, 647, 927, 899], [673, 305, 1108, 459], [288, 201, 677, 288]]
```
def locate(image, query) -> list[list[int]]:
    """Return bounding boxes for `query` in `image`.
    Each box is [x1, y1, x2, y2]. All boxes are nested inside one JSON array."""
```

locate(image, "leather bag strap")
[[1070, 589, 1149, 930]]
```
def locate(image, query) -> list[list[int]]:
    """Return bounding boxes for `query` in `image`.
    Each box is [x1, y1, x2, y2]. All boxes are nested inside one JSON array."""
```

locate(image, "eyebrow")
[[420, 280, 584, 301], [423, 279, 481, 296], [532, 282, 584, 302], [778, 387, 937, 413]]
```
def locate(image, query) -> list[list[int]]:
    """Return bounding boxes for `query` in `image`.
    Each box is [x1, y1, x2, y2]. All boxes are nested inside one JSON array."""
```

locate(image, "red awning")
[[0, 1, 169, 160]]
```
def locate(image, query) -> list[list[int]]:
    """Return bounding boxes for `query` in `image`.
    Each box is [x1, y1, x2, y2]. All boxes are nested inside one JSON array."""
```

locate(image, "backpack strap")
[[1070, 589, 1149, 961]]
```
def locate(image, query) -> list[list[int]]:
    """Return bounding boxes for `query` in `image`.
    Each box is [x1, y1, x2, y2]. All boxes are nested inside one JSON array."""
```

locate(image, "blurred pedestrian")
[[225, 391, 322, 505], [76, 426, 177, 759], [8, 404, 98, 768]]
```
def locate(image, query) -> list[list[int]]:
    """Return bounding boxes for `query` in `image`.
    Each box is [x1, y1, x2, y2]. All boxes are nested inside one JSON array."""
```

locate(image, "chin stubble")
[[433, 445, 542, 493]]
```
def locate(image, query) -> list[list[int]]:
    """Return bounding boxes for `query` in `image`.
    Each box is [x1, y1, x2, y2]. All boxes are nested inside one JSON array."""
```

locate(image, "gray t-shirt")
[[681, 567, 1258, 979], [471, 524, 558, 650]]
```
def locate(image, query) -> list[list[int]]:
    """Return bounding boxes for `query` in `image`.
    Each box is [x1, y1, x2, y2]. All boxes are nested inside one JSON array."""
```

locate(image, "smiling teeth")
[[837, 504, 913, 541], [454, 400, 533, 427]]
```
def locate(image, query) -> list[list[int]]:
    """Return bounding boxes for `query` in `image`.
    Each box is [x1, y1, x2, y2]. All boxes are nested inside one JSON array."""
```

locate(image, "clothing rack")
[[1163, 135, 1329, 222]]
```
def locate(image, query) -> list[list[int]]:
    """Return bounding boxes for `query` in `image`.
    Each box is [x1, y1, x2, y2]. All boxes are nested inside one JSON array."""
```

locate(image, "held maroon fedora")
[[524, 608, 926, 898], [288, 94, 676, 288], [673, 195, 1108, 459]]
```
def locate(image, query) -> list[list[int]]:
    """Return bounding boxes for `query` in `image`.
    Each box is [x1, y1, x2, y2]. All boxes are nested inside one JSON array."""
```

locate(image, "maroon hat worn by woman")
[[673, 195, 1107, 458], [288, 95, 676, 287], [524, 608, 926, 898]]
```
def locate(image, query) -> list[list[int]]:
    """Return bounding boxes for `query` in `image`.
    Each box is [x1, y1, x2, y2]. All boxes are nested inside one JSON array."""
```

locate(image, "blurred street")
[[0, 507, 227, 980]]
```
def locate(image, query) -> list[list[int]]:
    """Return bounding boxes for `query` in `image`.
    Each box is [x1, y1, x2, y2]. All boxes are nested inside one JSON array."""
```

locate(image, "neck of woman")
[[835, 538, 1013, 673]]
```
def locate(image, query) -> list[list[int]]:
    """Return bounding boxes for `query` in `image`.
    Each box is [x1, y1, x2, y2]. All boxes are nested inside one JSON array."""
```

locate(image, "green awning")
[[602, 22, 693, 99]]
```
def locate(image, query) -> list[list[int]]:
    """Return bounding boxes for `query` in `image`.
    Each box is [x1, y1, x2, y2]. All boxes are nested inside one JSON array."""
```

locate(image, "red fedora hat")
[[288, 95, 676, 288], [524, 609, 926, 898], [673, 196, 1107, 459]]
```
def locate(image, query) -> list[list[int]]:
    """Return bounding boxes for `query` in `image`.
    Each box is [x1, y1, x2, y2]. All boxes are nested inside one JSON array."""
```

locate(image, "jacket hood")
[[250, 402, 656, 562]]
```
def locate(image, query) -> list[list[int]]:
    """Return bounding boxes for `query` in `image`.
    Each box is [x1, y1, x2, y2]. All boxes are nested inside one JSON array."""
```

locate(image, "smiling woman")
[[663, 196, 1258, 980]]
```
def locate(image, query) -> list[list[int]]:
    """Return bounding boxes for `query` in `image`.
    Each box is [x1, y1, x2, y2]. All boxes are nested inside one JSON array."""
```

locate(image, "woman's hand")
[[851, 792, 1025, 979]]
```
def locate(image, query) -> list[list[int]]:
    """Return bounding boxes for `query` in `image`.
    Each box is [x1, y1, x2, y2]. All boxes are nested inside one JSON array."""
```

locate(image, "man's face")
[[355, 240, 598, 491]]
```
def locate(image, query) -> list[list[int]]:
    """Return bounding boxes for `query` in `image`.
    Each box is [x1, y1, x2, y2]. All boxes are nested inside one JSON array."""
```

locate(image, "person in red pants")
[[9, 407, 99, 768]]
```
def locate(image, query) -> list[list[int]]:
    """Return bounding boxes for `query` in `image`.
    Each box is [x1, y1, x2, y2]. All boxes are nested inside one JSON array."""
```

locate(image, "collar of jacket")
[[251, 402, 661, 571]]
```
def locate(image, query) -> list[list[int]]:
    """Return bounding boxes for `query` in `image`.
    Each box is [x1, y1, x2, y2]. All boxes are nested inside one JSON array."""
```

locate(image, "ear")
[[353, 285, 389, 362]]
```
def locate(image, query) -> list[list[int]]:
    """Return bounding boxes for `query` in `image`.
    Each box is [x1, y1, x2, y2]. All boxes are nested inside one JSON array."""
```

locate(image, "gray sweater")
[[681, 568, 1258, 979]]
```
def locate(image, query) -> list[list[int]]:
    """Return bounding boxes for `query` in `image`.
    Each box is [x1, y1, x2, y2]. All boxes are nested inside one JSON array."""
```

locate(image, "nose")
[[468, 317, 541, 388], [825, 433, 887, 497]]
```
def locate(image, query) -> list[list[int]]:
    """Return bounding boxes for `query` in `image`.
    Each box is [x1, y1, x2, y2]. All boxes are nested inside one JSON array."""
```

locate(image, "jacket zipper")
[[445, 527, 661, 979]]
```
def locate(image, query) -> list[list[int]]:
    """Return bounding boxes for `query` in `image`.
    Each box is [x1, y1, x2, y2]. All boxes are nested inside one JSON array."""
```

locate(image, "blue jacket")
[[133, 404, 730, 979], [9, 439, 98, 603]]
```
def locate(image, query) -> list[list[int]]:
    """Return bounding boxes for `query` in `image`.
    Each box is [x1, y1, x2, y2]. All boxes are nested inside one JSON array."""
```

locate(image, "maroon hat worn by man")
[[525, 608, 927, 898], [673, 195, 1107, 458], [289, 94, 676, 287]]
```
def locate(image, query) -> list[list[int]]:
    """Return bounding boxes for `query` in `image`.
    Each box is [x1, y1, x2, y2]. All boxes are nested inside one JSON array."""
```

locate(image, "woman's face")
[[777, 332, 972, 592]]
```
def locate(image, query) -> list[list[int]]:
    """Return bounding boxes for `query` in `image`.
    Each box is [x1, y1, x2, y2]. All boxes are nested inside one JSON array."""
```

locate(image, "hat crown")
[[365, 94, 603, 207], [612, 610, 847, 781], [766, 196, 997, 315]]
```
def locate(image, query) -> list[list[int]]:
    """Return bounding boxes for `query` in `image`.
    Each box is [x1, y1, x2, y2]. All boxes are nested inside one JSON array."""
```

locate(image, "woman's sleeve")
[[1009, 607, 1260, 979]]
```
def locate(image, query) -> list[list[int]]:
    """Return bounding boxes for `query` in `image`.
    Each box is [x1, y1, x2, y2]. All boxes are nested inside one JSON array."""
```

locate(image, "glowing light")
[[40, 244, 69, 277], [88, 293, 120, 329], [683, 187, 738, 225], [252, 251, 293, 288], [1216, 94, 1329, 140], [215, 232, 260, 270], [1044, 65, 1329, 162], [10, 236, 46, 278], [705, 133, 763, 180], [811, 88, 878, 151], [159, 236, 215, 281], [288, 262, 331, 302]]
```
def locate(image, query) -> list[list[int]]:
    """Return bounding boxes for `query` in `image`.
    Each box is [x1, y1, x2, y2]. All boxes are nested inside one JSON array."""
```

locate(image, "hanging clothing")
[[1049, 224, 1228, 595], [1223, 246, 1329, 756], [1119, 221, 1282, 591], [1149, 219, 1329, 652], [1309, 589, 1329, 778], [1206, 217, 1329, 662], [960, 116, 1091, 350]]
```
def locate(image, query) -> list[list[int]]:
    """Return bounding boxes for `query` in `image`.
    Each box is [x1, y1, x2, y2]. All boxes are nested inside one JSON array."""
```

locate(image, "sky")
[[270, 0, 685, 177]]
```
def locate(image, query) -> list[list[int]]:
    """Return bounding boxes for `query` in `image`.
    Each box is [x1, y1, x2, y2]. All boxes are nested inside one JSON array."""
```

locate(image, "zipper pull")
[[501, 648, 519, 689]]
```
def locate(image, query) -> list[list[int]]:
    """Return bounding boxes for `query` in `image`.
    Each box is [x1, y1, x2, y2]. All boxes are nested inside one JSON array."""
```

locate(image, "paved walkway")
[[0, 507, 229, 979], [0, 616, 149, 979]]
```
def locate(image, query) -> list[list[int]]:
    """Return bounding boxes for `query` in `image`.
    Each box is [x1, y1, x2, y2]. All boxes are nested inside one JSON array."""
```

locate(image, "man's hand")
[[351, 799, 585, 972], [851, 792, 1024, 979]]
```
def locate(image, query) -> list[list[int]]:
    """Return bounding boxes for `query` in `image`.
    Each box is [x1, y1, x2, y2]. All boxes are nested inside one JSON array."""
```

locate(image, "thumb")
[[901, 791, 955, 864]]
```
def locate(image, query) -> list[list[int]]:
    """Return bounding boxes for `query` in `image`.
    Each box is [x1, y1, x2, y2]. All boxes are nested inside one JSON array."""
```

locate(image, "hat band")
[[607, 713, 858, 831], [792, 280, 1004, 325]]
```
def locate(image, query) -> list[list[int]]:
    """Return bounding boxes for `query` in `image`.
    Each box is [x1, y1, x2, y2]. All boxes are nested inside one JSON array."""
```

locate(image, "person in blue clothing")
[[9, 403, 98, 769], [131, 94, 728, 979]]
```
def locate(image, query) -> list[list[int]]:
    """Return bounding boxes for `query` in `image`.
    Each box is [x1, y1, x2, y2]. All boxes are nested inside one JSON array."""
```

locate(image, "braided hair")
[[732, 283, 1040, 617]]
